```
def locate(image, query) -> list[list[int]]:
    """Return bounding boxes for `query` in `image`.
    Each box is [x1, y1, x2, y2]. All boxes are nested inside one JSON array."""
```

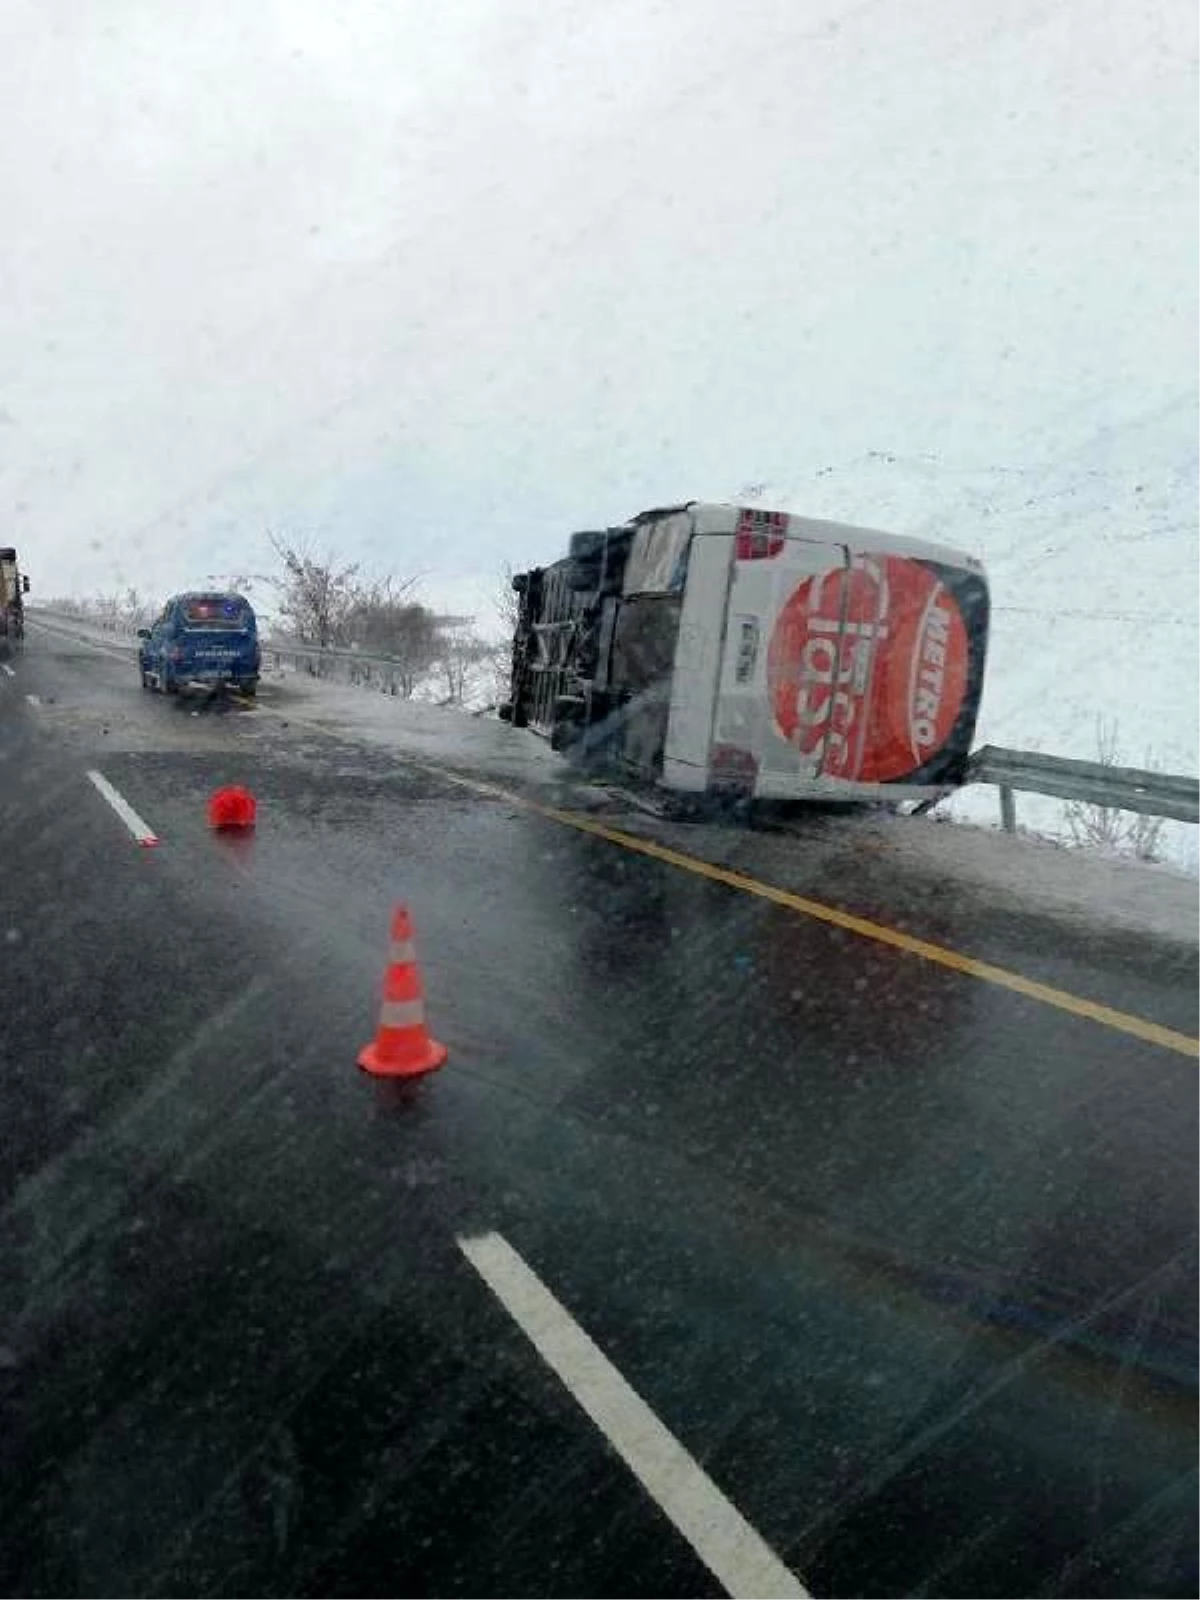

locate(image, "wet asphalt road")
[[0, 625, 1196, 1599]]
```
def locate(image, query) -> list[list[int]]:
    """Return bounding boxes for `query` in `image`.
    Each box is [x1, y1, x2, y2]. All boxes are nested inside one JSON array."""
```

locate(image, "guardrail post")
[[999, 784, 1017, 833]]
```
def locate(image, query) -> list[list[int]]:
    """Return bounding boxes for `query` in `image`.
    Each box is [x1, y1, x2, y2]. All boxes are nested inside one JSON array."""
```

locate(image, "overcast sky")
[[1, 0, 1195, 622]]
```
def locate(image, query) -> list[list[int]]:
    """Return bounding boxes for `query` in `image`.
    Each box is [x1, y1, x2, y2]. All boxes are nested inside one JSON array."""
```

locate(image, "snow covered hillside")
[[741, 397, 1198, 868]]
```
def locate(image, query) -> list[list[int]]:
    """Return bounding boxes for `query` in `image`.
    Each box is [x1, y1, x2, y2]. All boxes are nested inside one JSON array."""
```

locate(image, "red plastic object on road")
[[207, 785, 257, 829], [358, 905, 448, 1079]]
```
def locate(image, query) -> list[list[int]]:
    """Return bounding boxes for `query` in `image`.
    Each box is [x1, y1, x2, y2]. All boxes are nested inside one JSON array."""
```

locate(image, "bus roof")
[[629, 501, 982, 574]]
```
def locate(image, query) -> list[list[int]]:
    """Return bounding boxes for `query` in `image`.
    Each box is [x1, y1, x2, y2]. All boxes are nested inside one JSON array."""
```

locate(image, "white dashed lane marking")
[[86, 769, 160, 848], [458, 1230, 809, 1600]]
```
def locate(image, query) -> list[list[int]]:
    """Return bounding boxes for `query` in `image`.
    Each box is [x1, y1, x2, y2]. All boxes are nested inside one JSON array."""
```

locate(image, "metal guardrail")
[[966, 745, 1200, 829], [31, 607, 139, 639], [261, 639, 424, 695], [30, 611, 488, 706], [32, 612, 420, 692]]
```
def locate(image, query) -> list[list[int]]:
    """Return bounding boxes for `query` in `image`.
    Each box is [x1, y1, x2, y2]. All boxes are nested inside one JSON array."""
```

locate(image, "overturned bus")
[[500, 501, 989, 805]]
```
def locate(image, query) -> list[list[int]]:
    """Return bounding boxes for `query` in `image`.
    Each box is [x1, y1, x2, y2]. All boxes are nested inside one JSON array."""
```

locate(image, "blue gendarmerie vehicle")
[[137, 591, 261, 698]]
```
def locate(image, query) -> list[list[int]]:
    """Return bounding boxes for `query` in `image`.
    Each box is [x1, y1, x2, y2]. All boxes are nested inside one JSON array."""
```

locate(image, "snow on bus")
[[501, 501, 989, 804]]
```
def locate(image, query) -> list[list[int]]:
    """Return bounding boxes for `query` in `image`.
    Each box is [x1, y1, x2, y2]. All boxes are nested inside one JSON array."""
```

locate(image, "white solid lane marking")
[[1, 663, 15, 677], [24, 693, 41, 706], [458, 1231, 809, 1600], [86, 769, 160, 848]]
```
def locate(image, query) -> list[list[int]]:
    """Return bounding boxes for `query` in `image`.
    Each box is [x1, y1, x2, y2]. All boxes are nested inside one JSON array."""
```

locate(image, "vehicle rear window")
[[183, 597, 251, 629]]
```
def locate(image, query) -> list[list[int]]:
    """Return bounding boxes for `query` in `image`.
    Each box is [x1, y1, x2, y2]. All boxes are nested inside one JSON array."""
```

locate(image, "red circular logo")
[[767, 556, 969, 782]]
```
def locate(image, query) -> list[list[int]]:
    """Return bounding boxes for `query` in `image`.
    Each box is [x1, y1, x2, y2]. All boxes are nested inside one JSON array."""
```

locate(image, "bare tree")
[[1064, 716, 1166, 861], [55, 590, 156, 634], [497, 561, 521, 635], [343, 575, 423, 649], [435, 621, 491, 705], [122, 587, 156, 629], [342, 577, 440, 697], [267, 532, 361, 651], [488, 561, 524, 706], [45, 595, 87, 619], [90, 591, 135, 633]]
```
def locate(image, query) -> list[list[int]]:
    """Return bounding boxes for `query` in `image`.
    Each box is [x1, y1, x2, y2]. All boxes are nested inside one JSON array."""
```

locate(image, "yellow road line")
[[420, 763, 1198, 1060]]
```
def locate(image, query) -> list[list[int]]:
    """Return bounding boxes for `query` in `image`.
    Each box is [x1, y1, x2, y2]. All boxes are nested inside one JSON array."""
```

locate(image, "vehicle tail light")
[[734, 509, 787, 561], [735, 529, 786, 560], [708, 743, 759, 796]]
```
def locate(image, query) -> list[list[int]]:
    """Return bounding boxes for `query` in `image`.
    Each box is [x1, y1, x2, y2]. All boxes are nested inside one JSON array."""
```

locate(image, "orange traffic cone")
[[208, 785, 257, 828], [358, 906, 448, 1079]]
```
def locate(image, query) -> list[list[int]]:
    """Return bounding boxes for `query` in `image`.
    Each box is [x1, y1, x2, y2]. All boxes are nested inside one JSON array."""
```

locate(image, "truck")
[[500, 501, 989, 806], [0, 547, 29, 659]]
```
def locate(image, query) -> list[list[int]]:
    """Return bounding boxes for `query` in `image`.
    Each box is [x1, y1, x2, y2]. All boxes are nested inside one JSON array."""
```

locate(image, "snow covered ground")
[[746, 399, 1199, 871], [261, 665, 564, 786], [238, 658, 1200, 947]]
